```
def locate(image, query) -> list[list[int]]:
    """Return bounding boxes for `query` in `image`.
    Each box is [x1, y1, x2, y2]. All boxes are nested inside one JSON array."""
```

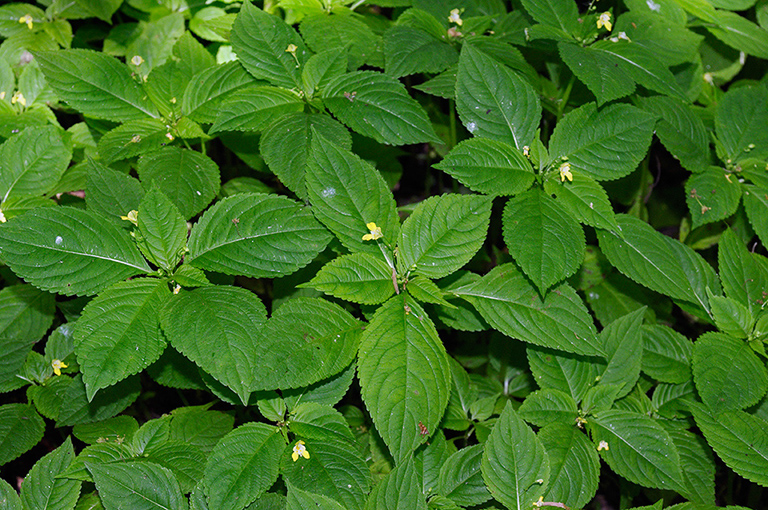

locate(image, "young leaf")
[[187, 193, 331, 278], [85, 159, 146, 221], [301, 48, 349, 96], [527, 346, 599, 403], [543, 172, 618, 232], [0, 404, 45, 466], [305, 132, 400, 254], [20, 437, 80, 510], [287, 483, 347, 510], [548, 103, 656, 182], [397, 194, 492, 279], [160, 286, 267, 405], [433, 137, 534, 196], [481, 402, 549, 510], [204, 423, 284, 510], [453, 264, 602, 357], [300, 12, 380, 70], [323, 71, 440, 145], [456, 44, 540, 149], [96, 118, 171, 164], [518, 389, 579, 428], [597, 308, 645, 399], [709, 293, 754, 339], [302, 253, 396, 305], [137, 189, 187, 271], [35, 49, 159, 121], [538, 423, 600, 510], [88, 461, 186, 510], [364, 455, 426, 510], [438, 444, 490, 507], [137, 146, 220, 220], [0, 207, 151, 296], [641, 325, 693, 384], [502, 189, 585, 293], [709, 10, 768, 60], [358, 296, 451, 463], [289, 402, 355, 443], [718, 229, 768, 316], [74, 278, 171, 401], [589, 410, 684, 492], [183, 61, 261, 123], [211, 85, 304, 133]]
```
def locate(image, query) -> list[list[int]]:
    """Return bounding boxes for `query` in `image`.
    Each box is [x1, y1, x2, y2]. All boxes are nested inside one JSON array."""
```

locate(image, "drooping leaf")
[[456, 44, 540, 149], [481, 402, 549, 510], [453, 264, 602, 356], [358, 296, 451, 463], [438, 444, 490, 507], [397, 194, 492, 280], [35, 49, 159, 121], [88, 461, 186, 510], [302, 253, 396, 305], [0, 335, 35, 393], [187, 193, 331, 279], [0, 207, 150, 296], [364, 455, 426, 510], [19, 437, 80, 510], [289, 402, 355, 443], [211, 85, 304, 133], [685, 167, 742, 228], [538, 423, 600, 510], [0, 404, 45, 466], [85, 159, 146, 221]]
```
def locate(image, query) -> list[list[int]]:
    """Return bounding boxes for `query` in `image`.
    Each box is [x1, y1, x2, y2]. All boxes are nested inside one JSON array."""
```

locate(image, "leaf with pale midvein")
[[453, 264, 602, 356], [88, 461, 186, 510], [287, 483, 347, 510], [715, 86, 768, 163], [74, 278, 170, 401], [456, 44, 540, 149], [543, 172, 618, 231], [364, 455, 427, 510], [323, 71, 439, 145], [183, 61, 262, 123], [691, 402, 768, 488], [204, 423, 284, 510], [520, 0, 579, 33], [641, 325, 692, 384], [0, 126, 72, 203], [19, 437, 80, 510], [187, 193, 331, 278], [97, 118, 170, 164], [211, 85, 304, 133], [438, 444, 490, 507], [358, 296, 451, 463], [502, 189, 585, 293], [597, 214, 721, 315], [482, 402, 549, 510], [305, 132, 400, 254], [538, 423, 599, 510], [433, 138, 534, 196], [230, 1, 307, 89], [301, 12, 380, 70], [527, 346, 599, 402], [718, 229, 768, 316], [0, 404, 45, 466], [0, 207, 150, 297], [137, 189, 187, 271], [397, 194, 492, 280], [160, 286, 267, 405], [548, 102, 656, 182], [589, 410, 684, 492], [85, 159, 146, 221], [301, 253, 395, 305], [0, 284, 54, 344], [668, 428, 715, 505], [518, 389, 579, 428], [384, 25, 458, 78], [558, 42, 636, 105], [685, 167, 742, 229], [597, 308, 645, 399], [709, 10, 768, 60], [34, 49, 159, 121]]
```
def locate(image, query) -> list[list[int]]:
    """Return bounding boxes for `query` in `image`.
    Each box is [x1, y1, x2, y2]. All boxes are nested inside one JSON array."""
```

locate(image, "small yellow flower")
[[11, 92, 26, 107], [173, 284, 181, 295], [51, 359, 68, 376], [559, 162, 573, 182], [534, 496, 544, 507], [448, 8, 463, 26], [291, 440, 310, 461], [286, 44, 298, 54], [610, 31, 630, 42], [0, 91, 5, 100], [575, 416, 587, 428], [362, 222, 383, 241], [597, 440, 609, 451], [0, 208, 6, 223], [19, 15, 33, 30], [120, 210, 139, 225], [130, 55, 144, 66], [597, 12, 612, 31], [523, 146, 530, 158], [165, 132, 174, 142]]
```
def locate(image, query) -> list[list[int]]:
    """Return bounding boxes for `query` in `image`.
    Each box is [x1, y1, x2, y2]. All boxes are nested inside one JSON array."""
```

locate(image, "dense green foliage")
[[1, 0, 768, 508]]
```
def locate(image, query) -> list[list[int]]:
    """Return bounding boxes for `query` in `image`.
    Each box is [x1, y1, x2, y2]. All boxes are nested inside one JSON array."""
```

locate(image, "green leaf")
[[183, 62, 261, 124], [691, 403, 768, 488], [548, 102, 656, 182], [160, 286, 267, 405], [668, 428, 715, 505], [302, 253, 395, 305], [261, 113, 351, 199], [289, 402, 355, 443], [230, 2, 306, 89], [88, 461, 186, 510], [539, 423, 599, 509], [74, 279, 170, 401], [73, 416, 139, 445], [453, 264, 602, 357], [35, 49, 159, 121], [518, 389, 579, 428], [305, 132, 400, 254], [641, 325, 693, 384], [715, 86, 768, 163], [0, 126, 71, 202], [481, 401, 549, 510], [85, 159, 145, 221], [438, 444, 490, 507], [358, 296, 451, 462], [709, 10, 768, 59], [557, 42, 636, 105], [0, 284, 54, 343], [693, 331, 768, 414], [597, 214, 721, 315], [323, 71, 439, 145], [287, 483, 347, 510], [0, 336, 34, 393], [20, 437, 80, 510], [589, 410, 684, 491], [0, 207, 150, 296], [384, 25, 457, 78], [527, 346, 599, 402], [597, 308, 645, 399], [502, 189, 585, 293], [456, 44, 540, 149], [282, 437, 370, 510], [187, 193, 331, 278], [0, 478, 21, 510], [433, 138, 534, 196], [397, 194, 492, 279], [211, 86, 304, 133], [406, 276, 454, 308], [744, 184, 768, 248], [709, 292, 754, 339], [137, 147, 220, 220], [521, 0, 579, 34], [169, 405, 234, 454], [204, 423, 284, 510], [138, 189, 187, 271], [543, 171, 619, 232], [301, 12, 380, 71], [718, 229, 768, 316], [96, 118, 171, 164], [685, 167, 742, 228], [141, 442, 206, 494], [301, 48, 349, 96], [364, 455, 426, 510], [0, 404, 44, 466]]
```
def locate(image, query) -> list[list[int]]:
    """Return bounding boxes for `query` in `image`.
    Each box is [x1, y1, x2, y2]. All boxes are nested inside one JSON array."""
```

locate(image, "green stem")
[[557, 75, 575, 122], [449, 98, 457, 150]]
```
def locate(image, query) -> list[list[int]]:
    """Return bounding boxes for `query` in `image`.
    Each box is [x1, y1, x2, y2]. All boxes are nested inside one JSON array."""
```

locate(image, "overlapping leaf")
[[19, 438, 80, 510], [183, 61, 261, 123], [0, 404, 45, 466], [137, 189, 187, 271], [88, 461, 186, 510], [0, 126, 71, 202], [85, 159, 145, 220], [302, 253, 395, 305], [539, 423, 600, 509], [212, 85, 304, 133]]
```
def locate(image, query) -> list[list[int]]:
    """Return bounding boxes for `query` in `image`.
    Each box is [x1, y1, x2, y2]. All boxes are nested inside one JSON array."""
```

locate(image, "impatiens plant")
[[1, 0, 768, 508]]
